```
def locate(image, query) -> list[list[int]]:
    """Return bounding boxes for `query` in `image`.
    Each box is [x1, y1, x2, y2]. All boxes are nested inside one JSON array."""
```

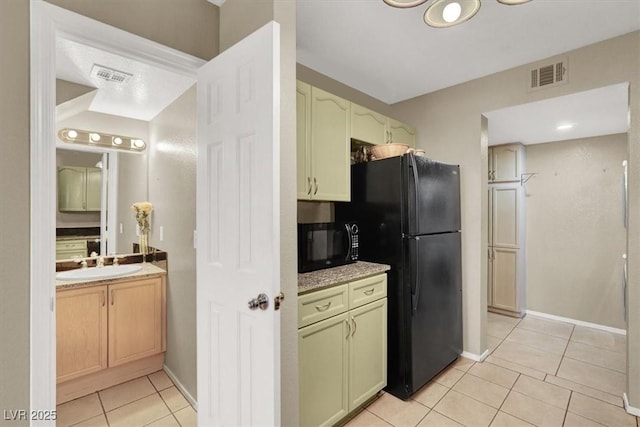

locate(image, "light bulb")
[[443, 2, 462, 23], [132, 139, 145, 148], [90, 133, 101, 142], [113, 137, 123, 145], [67, 130, 78, 139]]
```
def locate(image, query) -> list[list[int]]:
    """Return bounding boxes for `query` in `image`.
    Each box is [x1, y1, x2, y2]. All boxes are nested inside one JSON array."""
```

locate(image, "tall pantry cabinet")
[[487, 143, 526, 317]]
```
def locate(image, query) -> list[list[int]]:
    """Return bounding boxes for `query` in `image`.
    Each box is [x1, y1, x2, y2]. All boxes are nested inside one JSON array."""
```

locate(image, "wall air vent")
[[528, 57, 568, 92], [90, 64, 133, 84]]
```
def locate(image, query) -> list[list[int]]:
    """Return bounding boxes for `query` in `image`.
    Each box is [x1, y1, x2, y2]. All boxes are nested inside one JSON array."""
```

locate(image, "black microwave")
[[298, 222, 359, 273]]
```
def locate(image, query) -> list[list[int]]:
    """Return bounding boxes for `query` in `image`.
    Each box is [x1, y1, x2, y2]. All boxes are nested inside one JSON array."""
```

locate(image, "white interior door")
[[196, 22, 281, 426]]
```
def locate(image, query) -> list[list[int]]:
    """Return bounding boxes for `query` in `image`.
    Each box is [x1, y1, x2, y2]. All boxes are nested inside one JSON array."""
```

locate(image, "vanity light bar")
[[58, 128, 147, 152]]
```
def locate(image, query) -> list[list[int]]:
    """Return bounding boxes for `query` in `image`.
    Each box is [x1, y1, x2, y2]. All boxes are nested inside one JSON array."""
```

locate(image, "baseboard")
[[461, 349, 490, 362], [623, 393, 640, 416], [163, 364, 198, 411], [525, 310, 626, 336]]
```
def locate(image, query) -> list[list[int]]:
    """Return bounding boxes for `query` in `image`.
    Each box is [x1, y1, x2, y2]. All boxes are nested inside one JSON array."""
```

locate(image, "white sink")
[[56, 264, 143, 281]]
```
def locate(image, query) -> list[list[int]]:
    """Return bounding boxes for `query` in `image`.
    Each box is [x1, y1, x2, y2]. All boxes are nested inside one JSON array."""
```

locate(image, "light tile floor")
[[56, 370, 196, 427], [57, 313, 639, 427], [347, 312, 640, 427]]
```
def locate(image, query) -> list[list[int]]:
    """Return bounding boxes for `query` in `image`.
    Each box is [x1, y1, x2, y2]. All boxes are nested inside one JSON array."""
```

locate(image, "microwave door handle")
[[344, 223, 352, 261]]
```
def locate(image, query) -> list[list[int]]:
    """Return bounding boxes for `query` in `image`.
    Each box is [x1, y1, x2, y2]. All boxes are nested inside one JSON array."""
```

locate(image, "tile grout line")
[[97, 392, 110, 427], [363, 408, 393, 426]]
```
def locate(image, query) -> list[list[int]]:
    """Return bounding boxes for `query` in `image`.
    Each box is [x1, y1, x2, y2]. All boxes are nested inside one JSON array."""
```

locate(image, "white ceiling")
[[485, 83, 629, 146], [297, 0, 640, 104], [56, 38, 195, 122]]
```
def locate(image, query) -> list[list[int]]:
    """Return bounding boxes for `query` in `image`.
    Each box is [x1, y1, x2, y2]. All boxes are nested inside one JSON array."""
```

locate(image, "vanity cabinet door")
[[56, 285, 108, 383], [85, 167, 102, 211], [108, 277, 163, 367], [58, 166, 87, 212]]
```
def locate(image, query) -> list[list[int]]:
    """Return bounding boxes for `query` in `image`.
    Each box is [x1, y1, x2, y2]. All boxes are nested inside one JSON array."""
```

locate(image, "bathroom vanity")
[[55, 262, 166, 404]]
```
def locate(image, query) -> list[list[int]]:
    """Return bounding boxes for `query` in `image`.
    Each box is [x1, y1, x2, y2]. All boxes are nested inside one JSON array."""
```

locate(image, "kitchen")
[[3, 1, 640, 426]]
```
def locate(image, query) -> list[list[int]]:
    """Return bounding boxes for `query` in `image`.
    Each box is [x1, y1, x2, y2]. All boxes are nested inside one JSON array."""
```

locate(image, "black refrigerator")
[[335, 153, 462, 400]]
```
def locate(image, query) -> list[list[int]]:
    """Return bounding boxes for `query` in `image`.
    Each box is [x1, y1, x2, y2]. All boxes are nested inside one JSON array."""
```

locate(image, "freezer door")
[[404, 155, 461, 235], [406, 232, 462, 393]]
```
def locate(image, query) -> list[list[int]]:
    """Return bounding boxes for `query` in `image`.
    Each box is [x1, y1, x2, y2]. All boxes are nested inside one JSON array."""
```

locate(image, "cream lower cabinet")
[[299, 274, 387, 427], [56, 275, 165, 383]]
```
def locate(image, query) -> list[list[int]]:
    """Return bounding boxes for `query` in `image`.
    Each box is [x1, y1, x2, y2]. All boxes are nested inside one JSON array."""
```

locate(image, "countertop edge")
[[56, 263, 166, 290], [298, 261, 391, 295]]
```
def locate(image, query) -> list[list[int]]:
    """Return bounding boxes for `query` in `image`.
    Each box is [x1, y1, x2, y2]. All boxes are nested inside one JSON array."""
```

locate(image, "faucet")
[[112, 256, 120, 266], [97, 256, 105, 268], [73, 257, 88, 269]]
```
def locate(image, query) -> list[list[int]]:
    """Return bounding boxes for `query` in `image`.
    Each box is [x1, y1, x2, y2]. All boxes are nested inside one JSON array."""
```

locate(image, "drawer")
[[298, 284, 348, 328], [348, 274, 387, 309], [56, 240, 87, 250]]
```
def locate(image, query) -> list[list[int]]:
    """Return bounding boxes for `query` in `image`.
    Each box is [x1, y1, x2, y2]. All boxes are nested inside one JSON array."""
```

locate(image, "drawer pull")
[[352, 317, 357, 337], [101, 290, 106, 307], [345, 319, 351, 339], [315, 302, 331, 312], [363, 288, 375, 296], [110, 290, 114, 306]]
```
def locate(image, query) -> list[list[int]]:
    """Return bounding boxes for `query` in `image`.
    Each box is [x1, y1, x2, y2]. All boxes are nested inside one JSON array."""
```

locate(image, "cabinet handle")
[[315, 302, 331, 312], [345, 319, 351, 339], [351, 317, 357, 337], [110, 289, 114, 305], [313, 178, 318, 195], [101, 290, 105, 307], [307, 177, 312, 195], [363, 288, 375, 296]]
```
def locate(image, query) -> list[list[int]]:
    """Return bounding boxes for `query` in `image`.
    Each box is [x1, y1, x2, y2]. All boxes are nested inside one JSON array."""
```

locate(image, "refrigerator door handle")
[[409, 153, 420, 234], [412, 237, 420, 314]]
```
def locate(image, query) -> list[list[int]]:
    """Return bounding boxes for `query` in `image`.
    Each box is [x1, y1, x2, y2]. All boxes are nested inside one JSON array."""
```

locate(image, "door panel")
[[492, 144, 522, 182], [408, 233, 462, 392], [405, 156, 461, 235], [196, 22, 281, 426], [296, 81, 312, 199], [492, 248, 518, 311], [351, 103, 387, 145], [492, 187, 519, 248]]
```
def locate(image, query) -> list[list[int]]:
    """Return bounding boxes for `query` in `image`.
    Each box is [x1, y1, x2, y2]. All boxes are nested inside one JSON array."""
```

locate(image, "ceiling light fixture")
[[58, 128, 147, 152], [497, 0, 532, 4], [556, 123, 575, 131], [425, 0, 480, 28], [383, 0, 428, 8], [385, 0, 533, 28]]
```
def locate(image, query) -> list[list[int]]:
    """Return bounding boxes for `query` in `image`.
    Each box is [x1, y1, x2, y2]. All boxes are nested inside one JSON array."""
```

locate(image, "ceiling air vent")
[[90, 64, 133, 84], [528, 57, 567, 92]]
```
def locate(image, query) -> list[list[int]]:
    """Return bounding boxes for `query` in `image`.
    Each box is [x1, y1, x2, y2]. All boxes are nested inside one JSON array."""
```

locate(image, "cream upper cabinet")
[[387, 117, 416, 148], [489, 143, 524, 183], [491, 187, 520, 248], [309, 86, 351, 201], [297, 82, 351, 201], [297, 81, 313, 200], [58, 166, 102, 212], [351, 103, 387, 145], [56, 285, 108, 383]]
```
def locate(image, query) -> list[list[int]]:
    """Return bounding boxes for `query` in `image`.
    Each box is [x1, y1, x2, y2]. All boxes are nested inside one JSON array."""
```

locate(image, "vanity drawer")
[[298, 284, 348, 328], [348, 274, 387, 309]]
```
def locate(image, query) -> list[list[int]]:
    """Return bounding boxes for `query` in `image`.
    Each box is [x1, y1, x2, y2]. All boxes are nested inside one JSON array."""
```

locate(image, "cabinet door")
[[491, 187, 520, 248], [297, 81, 312, 199], [56, 286, 108, 383], [487, 247, 494, 307], [299, 312, 349, 427], [348, 298, 387, 410], [108, 277, 163, 367], [351, 103, 387, 145], [58, 166, 86, 211], [387, 118, 416, 148], [491, 247, 519, 312], [491, 144, 522, 183], [85, 167, 102, 211], [310, 87, 351, 201]]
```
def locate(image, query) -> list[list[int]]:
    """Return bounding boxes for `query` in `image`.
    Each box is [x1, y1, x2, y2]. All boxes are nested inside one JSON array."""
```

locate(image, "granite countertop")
[[298, 261, 390, 295], [56, 235, 100, 241], [56, 262, 166, 290]]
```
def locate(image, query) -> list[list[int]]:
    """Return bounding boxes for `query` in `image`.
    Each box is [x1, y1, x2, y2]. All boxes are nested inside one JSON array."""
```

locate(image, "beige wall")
[[46, 0, 219, 60], [390, 31, 640, 405], [148, 86, 198, 398], [0, 1, 30, 420], [525, 134, 627, 329], [56, 80, 95, 106], [219, 2, 299, 424], [296, 64, 391, 116]]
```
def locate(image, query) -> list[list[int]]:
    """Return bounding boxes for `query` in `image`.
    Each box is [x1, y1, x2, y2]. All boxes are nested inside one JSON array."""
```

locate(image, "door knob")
[[248, 293, 269, 310]]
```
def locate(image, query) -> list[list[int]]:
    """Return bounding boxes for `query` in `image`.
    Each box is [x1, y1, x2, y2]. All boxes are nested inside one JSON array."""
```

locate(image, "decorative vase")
[[139, 231, 149, 261]]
